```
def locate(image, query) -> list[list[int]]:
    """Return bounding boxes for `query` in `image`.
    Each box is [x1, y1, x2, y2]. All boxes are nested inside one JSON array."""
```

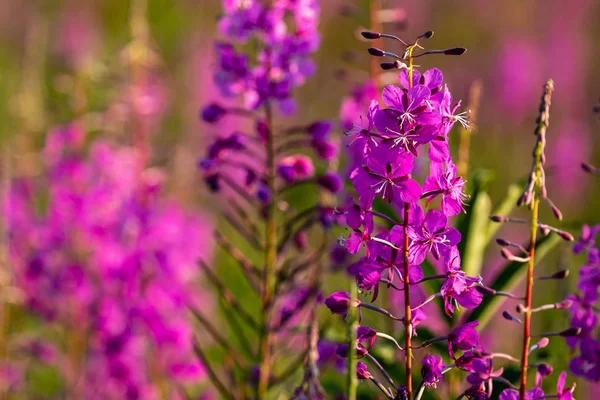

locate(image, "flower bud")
[[356, 362, 372, 379], [317, 173, 343, 193], [419, 30, 434, 39], [559, 327, 582, 337], [444, 47, 467, 55], [324, 291, 360, 315], [361, 31, 381, 39], [503, 310, 522, 324], [490, 215, 506, 223], [200, 103, 226, 123], [367, 47, 385, 57]]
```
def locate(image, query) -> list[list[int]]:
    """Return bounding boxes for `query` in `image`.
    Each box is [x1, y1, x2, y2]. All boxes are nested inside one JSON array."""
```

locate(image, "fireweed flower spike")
[[487, 80, 578, 399], [4, 127, 212, 397], [199, 0, 342, 397], [326, 28, 476, 400]]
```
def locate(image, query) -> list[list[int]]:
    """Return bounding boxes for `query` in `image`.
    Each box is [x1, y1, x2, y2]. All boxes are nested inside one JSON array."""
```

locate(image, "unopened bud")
[[537, 338, 550, 349], [419, 30, 434, 39], [495, 238, 511, 247], [367, 47, 385, 57], [560, 327, 582, 337], [551, 205, 563, 221], [557, 230, 575, 242], [516, 304, 527, 313], [539, 269, 570, 280], [582, 162, 597, 174], [361, 31, 382, 39], [490, 215, 506, 223], [503, 311, 522, 324], [539, 225, 551, 236], [556, 299, 574, 309], [501, 248, 529, 262], [443, 47, 467, 55]]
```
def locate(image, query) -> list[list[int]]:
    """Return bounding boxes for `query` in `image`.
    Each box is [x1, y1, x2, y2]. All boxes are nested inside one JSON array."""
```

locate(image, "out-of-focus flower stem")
[[258, 99, 277, 398], [457, 79, 483, 177], [519, 80, 553, 399]]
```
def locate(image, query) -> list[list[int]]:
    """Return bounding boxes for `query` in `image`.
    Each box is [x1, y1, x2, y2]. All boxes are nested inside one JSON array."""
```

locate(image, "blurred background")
[[0, 0, 599, 398]]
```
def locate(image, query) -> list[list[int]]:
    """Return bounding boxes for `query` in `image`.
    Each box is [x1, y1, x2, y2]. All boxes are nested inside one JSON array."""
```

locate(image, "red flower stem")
[[519, 80, 553, 399], [402, 48, 417, 400]]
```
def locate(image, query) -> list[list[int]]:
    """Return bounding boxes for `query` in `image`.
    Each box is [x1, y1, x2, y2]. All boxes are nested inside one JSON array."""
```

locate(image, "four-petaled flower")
[[406, 208, 461, 264]]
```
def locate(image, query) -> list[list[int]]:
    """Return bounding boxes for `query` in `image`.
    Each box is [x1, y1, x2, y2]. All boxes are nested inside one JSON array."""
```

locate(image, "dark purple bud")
[[201, 103, 227, 123], [256, 184, 271, 204], [367, 47, 385, 57], [294, 231, 308, 250], [503, 311, 522, 324], [560, 327, 582, 337], [256, 119, 270, 142], [312, 139, 338, 160], [516, 304, 527, 313], [356, 362, 372, 380], [490, 215, 506, 222], [361, 31, 381, 39], [495, 238, 511, 246], [418, 30, 434, 39], [444, 47, 467, 55], [581, 162, 597, 174], [537, 362, 553, 378], [317, 173, 343, 193], [539, 269, 569, 280], [381, 62, 398, 70], [204, 174, 220, 193], [324, 291, 360, 315], [307, 121, 332, 139]]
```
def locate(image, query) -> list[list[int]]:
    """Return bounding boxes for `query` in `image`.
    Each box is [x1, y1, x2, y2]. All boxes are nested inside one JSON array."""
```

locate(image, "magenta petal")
[[397, 179, 421, 204], [456, 289, 483, 309], [423, 209, 447, 234], [382, 85, 405, 110]]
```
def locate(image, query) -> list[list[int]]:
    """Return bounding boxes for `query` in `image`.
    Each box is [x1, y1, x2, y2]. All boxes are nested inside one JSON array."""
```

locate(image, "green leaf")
[[467, 234, 562, 330], [461, 191, 492, 278]]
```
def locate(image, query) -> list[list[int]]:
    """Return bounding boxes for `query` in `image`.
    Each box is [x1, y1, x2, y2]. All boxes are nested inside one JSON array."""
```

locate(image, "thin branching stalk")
[[519, 80, 554, 399]]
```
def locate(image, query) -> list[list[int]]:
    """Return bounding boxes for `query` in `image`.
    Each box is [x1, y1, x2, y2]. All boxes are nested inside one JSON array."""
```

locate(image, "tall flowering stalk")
[[4, 126, 212, 398], [488, 81, 578, 399], [199, 0, 341, 397], [326, 29, 480, 399]]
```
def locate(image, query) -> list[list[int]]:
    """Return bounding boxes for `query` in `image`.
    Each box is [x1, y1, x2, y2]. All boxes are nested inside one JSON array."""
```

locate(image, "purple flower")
[[573, 224, 600, 254], [556, 371, 575, 400], [565, 295, 597, 348], [421, 354, 445, 388], [345, 100, 379, 153], [466, 358, 503, 387], [569, 338, 600, 381], [406, 208, 461, 264], [356, 362, 371, 380], [499, 388, 545, 400], [324, 292, 360, 315], [350, 144, 420, 207], [422, 160, 467, 216], [448, 321, 479, 359]]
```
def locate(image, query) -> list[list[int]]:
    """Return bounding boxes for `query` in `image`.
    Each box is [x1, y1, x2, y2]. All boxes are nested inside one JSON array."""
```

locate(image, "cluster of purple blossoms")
[[4, 125, 211, 398], [198, 0, 342, 398], [214, 0, 320, 115], [324, 30, 492, 399], [565, 226, 600, 380]]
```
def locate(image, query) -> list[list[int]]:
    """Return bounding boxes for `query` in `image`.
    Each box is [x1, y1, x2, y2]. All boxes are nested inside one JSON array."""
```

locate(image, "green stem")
[[258, 100, 277, 398]]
